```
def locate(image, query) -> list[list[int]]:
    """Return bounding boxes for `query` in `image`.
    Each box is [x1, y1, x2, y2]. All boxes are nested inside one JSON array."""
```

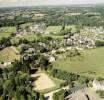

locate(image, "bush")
[[95, 40, 104, 47], [97, 91, 104, 98], [50, 68, 79, 82], [53, 89, 65, 100]]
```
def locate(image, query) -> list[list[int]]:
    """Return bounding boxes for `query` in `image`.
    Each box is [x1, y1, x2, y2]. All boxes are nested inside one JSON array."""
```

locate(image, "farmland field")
[[53, 47, 104, 78]]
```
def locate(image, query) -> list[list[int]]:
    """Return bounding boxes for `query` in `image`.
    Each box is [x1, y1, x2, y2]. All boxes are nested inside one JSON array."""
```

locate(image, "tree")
[[61, 23, 65, 31], [53, 89, 65, 100], [95, 40, 104, 47], [40, 94, 45, 100], [39, 56, 49, 70], [16, 24, 21, 32]]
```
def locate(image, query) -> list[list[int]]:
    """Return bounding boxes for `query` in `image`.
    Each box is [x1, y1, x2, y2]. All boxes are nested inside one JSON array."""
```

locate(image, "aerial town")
[[0, 1, 104, 100]]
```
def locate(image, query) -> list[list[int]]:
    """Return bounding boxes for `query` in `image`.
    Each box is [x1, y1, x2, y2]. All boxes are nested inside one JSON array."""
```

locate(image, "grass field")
[[46, 25, 76, 33], [21, 34, 38, 41], [53, 47, 104, 78], [11, 34, 38, 44], [0, 47, 20, 62], [0, 27, 16, 39]]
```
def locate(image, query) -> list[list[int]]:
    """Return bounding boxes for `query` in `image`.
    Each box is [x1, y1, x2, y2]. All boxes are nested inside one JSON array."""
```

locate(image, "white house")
[[48, 56, 55, 62], [3, 62, 12, 67], [93, 79, 104, 91]]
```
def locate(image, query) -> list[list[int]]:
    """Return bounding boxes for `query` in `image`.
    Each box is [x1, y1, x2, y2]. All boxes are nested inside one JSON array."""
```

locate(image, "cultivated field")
[[0, 47, 20, 62], [53, 47, 104, 78]]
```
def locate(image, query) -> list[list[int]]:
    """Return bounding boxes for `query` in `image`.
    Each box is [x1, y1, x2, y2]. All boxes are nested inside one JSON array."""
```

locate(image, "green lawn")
[[0, 32, 11, 39], [46, 25, 75, 33], [20, 34, 37, 41], [0, 27, 16, 33], [53, 47, 104, 78], [0, 27, 16, 39], [11, 34, 38, 44], [46, 26, 62, 33]]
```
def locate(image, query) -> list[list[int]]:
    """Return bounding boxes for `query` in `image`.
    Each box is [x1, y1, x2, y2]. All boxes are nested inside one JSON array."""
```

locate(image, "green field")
[[53, 47, 104, 78], [11, 34, 38, 44], [20, 34, 37, 41], [0, 47, 20, 62], [46, 25, 76, 33], [0, 27, 16, 39]]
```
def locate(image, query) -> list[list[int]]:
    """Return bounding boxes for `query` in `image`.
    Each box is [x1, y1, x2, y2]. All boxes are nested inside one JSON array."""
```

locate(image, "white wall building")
[[93, 80, 104, 91]]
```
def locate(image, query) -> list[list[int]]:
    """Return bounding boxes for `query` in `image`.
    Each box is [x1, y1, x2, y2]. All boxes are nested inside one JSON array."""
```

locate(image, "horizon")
[[0, 0, 104, 7], [0, 3, 104, 8]]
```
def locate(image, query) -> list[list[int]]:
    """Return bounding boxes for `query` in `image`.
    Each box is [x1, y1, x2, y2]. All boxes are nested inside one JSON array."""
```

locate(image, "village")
[[0, 5, 104, 100]]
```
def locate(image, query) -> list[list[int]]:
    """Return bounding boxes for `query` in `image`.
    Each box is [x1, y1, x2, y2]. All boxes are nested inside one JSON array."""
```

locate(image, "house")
[[48, 56, 55, 62], [58, 47, 66, 53], [25, 48, 35, 53], [93, 79, 104, 91], [51, 49, 56, 54], [3, 62, 12, 67], [31, 23, 46, 33]]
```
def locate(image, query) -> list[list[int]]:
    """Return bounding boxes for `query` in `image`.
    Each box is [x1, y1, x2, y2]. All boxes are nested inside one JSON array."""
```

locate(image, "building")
[[93, 79, 104, 91], [48, 56, 55, 62]]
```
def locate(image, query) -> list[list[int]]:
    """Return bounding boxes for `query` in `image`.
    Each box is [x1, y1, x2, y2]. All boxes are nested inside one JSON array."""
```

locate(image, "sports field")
[[53, 47, 104, 78]]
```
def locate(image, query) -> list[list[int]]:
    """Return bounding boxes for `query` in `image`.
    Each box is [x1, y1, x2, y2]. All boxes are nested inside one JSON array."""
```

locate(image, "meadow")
[[53, 47, 104, 78]]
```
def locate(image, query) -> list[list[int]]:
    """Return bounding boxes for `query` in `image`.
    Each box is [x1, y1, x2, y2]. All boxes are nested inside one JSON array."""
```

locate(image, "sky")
[[0, 0, 104, 7]]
